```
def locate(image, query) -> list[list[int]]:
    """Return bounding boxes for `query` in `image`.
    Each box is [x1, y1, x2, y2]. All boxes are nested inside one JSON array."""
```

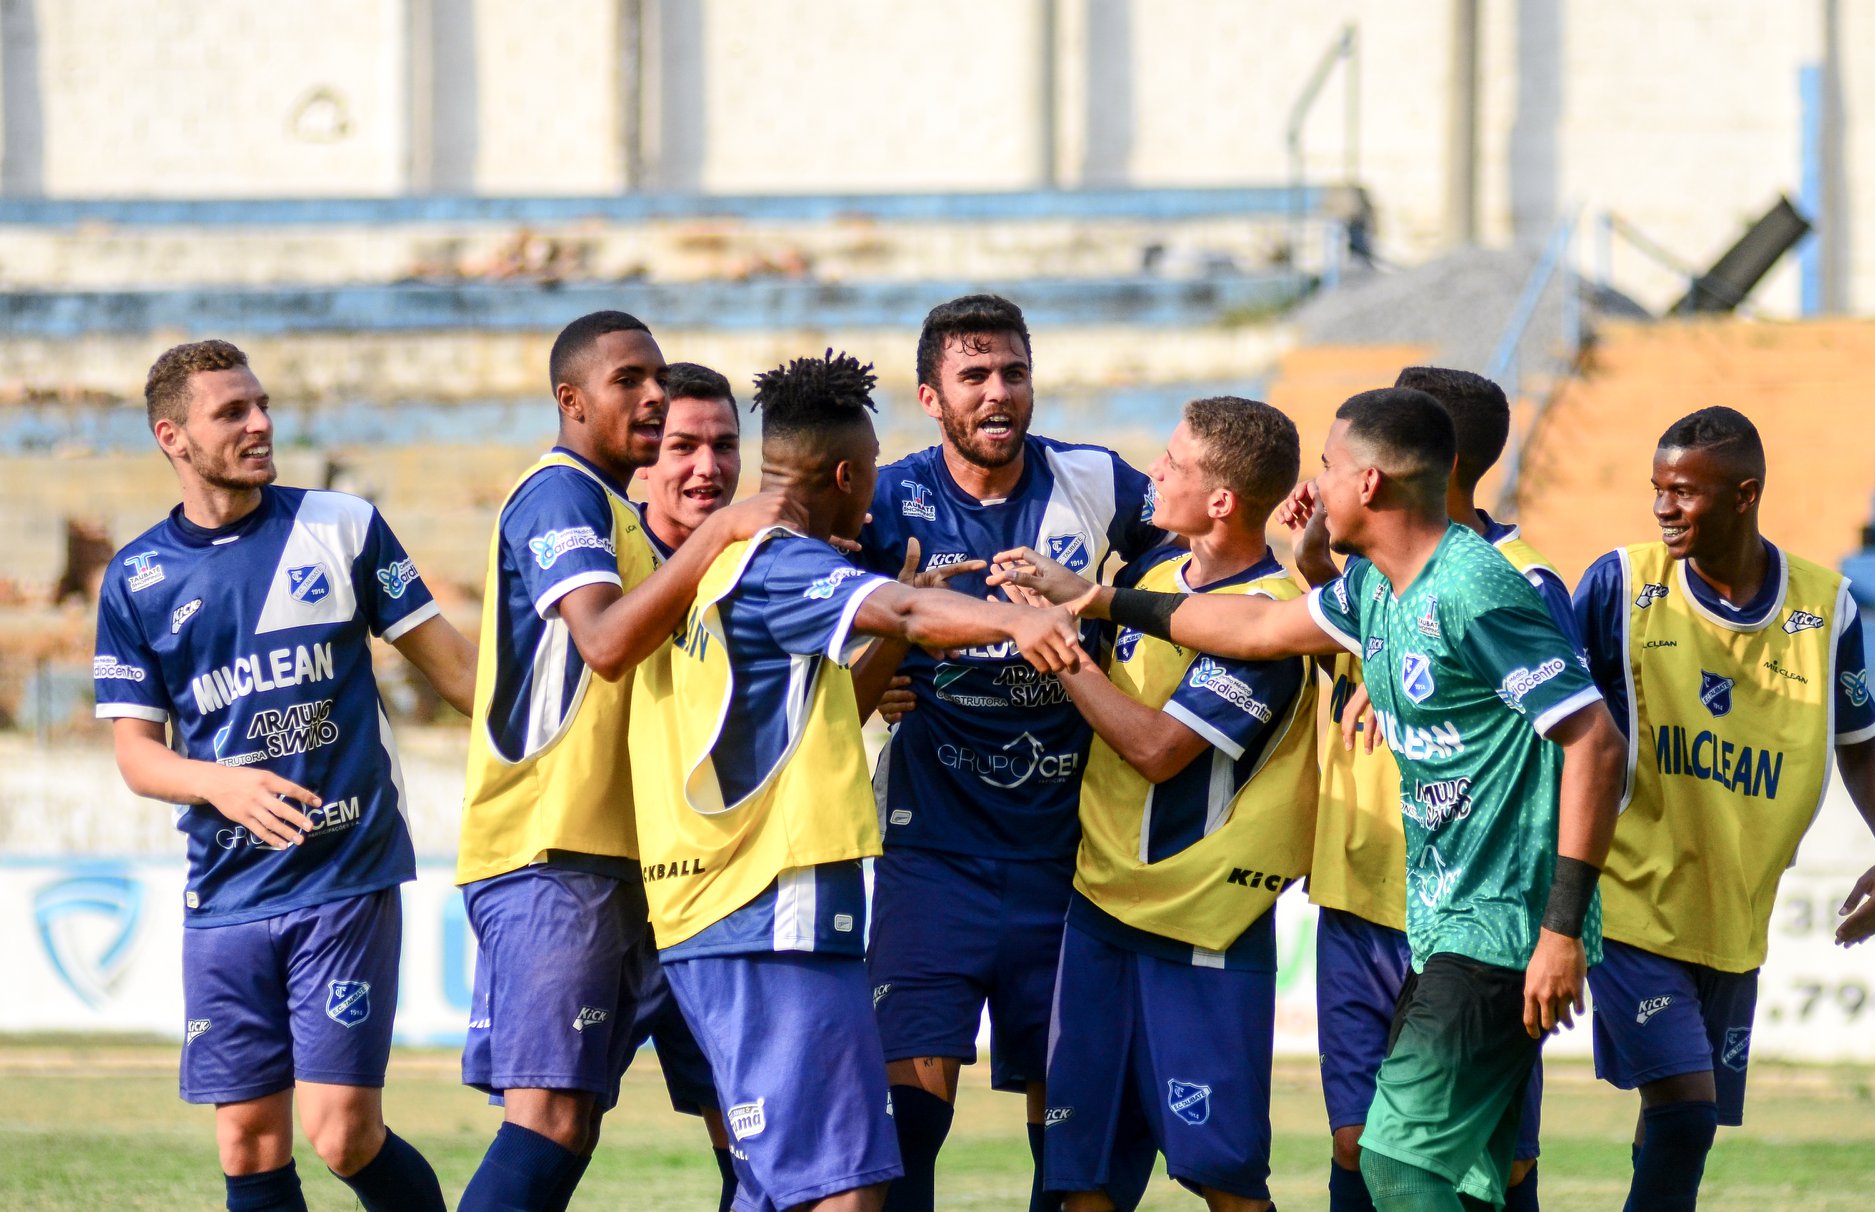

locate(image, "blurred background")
[[2, 0, 1874, 1079]]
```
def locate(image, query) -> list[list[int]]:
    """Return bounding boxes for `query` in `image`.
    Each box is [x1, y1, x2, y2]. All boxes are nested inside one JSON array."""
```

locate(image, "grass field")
[[2, 1038, 1872, 1210]]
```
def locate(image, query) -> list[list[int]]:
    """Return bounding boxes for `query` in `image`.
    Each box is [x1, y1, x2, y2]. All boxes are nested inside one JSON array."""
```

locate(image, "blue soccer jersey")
[[857, 435, 1162, 859], [1574, 540, 1875, 743], [93, 486, 437, 926], [660, 535, 890, 961]]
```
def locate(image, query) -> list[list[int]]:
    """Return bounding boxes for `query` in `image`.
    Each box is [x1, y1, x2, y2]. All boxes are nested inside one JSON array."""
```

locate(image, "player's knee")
[[1061, 1191, 1119, 1212], [215, 1095, 294, 1175], [1330, 1124, 1364, 1172], [305, 1114, 385, 1177]]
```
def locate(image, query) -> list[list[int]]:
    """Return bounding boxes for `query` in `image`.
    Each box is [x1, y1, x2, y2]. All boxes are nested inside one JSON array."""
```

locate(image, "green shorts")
[[1359, 952, 1540, 1206]]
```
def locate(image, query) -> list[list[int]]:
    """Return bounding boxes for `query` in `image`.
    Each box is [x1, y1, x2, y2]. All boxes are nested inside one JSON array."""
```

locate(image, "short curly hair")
[[1183, 396, 1300, 515], [145, 340, 251, 430]]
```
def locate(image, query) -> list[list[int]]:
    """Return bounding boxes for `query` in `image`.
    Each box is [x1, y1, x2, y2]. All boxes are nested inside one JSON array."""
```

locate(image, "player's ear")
[[555, 381, 584, 424], [1734, 476, 1762, 513], [832, 459, 854, 494], [152, 417, 187, 462], [916, 382, 943, 421], [1207, 486, 1235, 520], [1358, 465, 1382, 505]]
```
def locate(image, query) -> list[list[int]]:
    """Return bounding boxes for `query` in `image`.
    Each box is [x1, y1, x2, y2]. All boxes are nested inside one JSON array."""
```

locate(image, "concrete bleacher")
[[1514, 318, 1875, 583]]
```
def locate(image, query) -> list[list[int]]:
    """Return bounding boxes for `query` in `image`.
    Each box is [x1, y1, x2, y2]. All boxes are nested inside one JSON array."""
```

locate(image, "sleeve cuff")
[[1163, 699, 1247, 761], [828, 577, 892, 665], [96, 703, 168, 723], [1533, 685, 1605, 738], [379, 599, 442, 642], [1305, 588, 1363, 657], [1837, 720, 1875, 746], [534, 570, 623, 619]]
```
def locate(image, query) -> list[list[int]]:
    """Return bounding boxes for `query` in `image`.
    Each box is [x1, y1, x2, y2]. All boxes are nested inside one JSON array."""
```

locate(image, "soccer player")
[[1034, 398, 1316, 1212], [993, 387, 1627, 1212], [1284, 368, 1574, 1212], [455, 318, 792, 1212], [94, 339, 474, 1212], [1571, 406, 1875, 1212], [628, 350, 1085, 1212], [855, 294, 1162, 1212]]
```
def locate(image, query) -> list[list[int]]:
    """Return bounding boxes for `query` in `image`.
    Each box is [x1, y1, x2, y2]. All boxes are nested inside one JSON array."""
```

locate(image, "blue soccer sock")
[[1329, 1159, 1378, 1212], [712, 1145, 738, 1212], [882, 1085, 953, 1212], [332, 1128, 443, 1212], [1623, 1100, 1717, 1212], [1502, 1161, 1538, 1212], [1026, 1121, 1060, 1212], [459, 1122, 583, 1212], [544, 1151, 591, 1212], [225, 1160, 308, 1212]]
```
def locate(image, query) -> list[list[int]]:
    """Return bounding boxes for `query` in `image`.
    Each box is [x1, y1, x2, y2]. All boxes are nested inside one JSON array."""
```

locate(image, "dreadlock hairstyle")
[[751, 349, 878, 446]]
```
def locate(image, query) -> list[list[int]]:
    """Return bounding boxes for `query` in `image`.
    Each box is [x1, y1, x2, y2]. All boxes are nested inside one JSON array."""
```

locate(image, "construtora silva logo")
[[33, 872, 145, 1008]]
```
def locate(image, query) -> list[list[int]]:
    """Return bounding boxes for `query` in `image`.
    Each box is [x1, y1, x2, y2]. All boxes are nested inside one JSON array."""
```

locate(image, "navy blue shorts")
[[460, 867, 650, 1110], [1589, 939, 1758, 1125], [1316, 908, 1542, 1160], [180, 886, 402, 1104], [868, 847, 1073, 1091], [665, 951, 901, 1212], [623, 932, 719, 1115], [1044, 921, 1275, 1202]]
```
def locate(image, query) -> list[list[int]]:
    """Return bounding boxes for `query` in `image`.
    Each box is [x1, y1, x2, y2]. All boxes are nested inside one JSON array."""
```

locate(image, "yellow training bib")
[[629, 528, 882, 947], [1075, 553, 1318, 954], [1603, 542, 1846, 971]]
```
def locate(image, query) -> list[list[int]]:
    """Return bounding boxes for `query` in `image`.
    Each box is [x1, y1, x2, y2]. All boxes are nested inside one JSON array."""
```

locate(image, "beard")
[[935, 395, 1026, 470], [188, 439, 276, 491]]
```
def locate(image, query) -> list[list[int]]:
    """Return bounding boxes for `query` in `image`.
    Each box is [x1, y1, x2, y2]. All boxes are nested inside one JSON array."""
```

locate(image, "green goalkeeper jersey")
[[1307, 524, 1605, 972]]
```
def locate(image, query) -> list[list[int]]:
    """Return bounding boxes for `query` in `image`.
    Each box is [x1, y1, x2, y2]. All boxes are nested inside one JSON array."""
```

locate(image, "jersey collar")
[[551, 445, 633, 499], [929, 436, 1037, 508], [1676, 539, 1786, 631], [167, 485, 278, 548], [1174, 547, 1284, 594]]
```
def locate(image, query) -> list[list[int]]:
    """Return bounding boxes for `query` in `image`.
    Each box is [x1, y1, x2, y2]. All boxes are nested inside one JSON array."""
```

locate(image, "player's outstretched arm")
[[849, 536, 986, 721], [390, 615, 476, 715], [1056, 653, 1209, 783], [1522, 700, 1624, 1039], [559, 491, 803, 680], [850, 582, 1080, 716], [991, 543, 1342, 660], [110, 717, 319, 849]]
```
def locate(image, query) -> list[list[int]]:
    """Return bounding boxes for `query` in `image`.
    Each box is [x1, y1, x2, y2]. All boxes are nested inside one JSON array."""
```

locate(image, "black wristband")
[[1108, 587, 1184, 642], [1541, 856, 1601, 938]]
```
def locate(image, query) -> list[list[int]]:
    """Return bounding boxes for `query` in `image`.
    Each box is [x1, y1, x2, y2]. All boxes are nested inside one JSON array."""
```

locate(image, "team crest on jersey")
[[325, 980, 371, 1028], [1699, 670, 1734, 717], [170, 598, 203, 634], [1841, 669, 1870, 709], [1400, 652, 1436, 704], [1634, 582, 1669, 609], [1115, 627, 1142, 663], [1166, 1079, 1212, 1126], [1416, 595, 1441, 638], [123, 550, 165, 593], [286, 564, 331, 605], [1045, 532, 1092, 574], [1783, 609, 1826, 635], [726, 1099, 767, 1139], [34, 873, 144, 1008], [572, 1006, 609, 1033], [1365, 636, 1385, 659], [185, 1018, 211, 1045], [1721, 1026, 1751, 1072], [376, 558, 419, 599], [900, 480, 937, 521], [1140, 481, 1159, 522]]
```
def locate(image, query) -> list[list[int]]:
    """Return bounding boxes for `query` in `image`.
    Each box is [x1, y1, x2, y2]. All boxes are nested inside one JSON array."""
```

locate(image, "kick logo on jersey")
[[1636, 995, 1673, 1025], [726, 1099, 767, 1140], [376, 557, 419, 599], [1166, 1079, 1212, 1127], [1044, 1106, 1074, 1127], [170, 598, 203, 634], [33, 873, 144, 1009], [804, 566, 866, 600], [1046, 532, 1092, 574], [1400, 652, 1436, 704], [900, 480, 937, 521], [1634, 582, 1669, 609], [325, 980, 371, 1028], [1721, 1026, 1751, 1072], [924, 551, 969, 573], [1365, 636, 1385, 659], [572, 1006, 609, 1033], [286, 564, 331, 604], [1842, 669, 1871, 709], [185, 1018, 211, 1045], [872, 983, 892, 1009], [1699, 670, 1734, 717], [1783, 609, 1826, 635], [122, 550, 165, 593]]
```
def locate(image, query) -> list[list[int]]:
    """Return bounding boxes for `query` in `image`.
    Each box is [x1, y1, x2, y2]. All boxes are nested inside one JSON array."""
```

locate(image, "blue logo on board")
[[1401, 652, 1436, 704], [1046, 532, 1091, 573], [1699, 671, 1734, 717], [287, 564, 331, 604], [1166, 1079, 1212, 1126], [325, 980, 372, 1028], [34, 873, 144, 1008]]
